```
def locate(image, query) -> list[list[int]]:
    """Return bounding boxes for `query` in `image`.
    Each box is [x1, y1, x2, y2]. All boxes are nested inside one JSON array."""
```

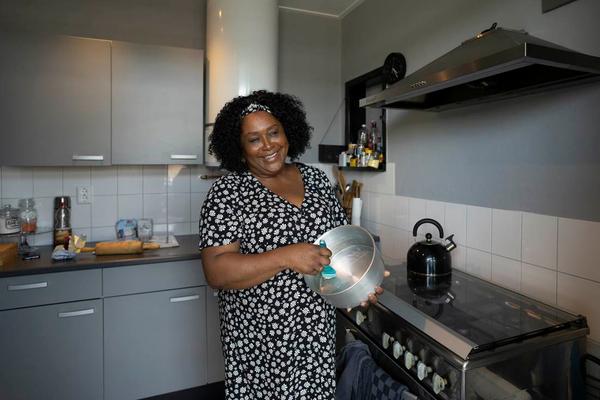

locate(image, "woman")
[[199, 90, 382, 399]]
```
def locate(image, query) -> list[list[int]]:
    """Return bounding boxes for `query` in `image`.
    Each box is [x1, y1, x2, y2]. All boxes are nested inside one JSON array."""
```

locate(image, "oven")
[[336, 264, 589, 400]]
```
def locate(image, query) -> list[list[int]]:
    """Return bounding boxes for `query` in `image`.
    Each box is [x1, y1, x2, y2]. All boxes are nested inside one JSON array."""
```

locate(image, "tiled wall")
[[0, 165, 216, 245], [334, 162, 600, 351]]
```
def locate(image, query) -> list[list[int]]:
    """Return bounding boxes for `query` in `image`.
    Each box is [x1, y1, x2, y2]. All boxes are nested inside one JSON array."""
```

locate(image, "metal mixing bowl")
[[304, 225, 384, 308]]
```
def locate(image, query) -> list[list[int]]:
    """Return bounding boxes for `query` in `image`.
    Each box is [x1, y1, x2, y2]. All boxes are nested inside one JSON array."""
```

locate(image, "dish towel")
[[336, 340, 414, 400]]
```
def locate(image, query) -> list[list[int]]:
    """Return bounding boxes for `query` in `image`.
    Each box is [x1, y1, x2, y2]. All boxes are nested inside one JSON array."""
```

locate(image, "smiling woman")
[[198, 90, 383, 400]]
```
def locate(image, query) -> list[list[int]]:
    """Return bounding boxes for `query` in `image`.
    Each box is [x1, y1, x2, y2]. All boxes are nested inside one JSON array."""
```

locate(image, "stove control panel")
[[432, 373, 447, 394], [417, 361, 432, 381], [343, 307, 460, 399]]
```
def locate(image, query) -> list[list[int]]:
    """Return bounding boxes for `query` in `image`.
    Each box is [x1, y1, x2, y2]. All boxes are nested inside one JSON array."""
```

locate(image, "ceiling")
[[278, 0, 364, 18]]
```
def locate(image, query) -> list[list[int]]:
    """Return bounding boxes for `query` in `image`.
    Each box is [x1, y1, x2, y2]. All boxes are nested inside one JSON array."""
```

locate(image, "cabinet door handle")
[[58, 308, 95, 318], [170, 295, 200, 303], [72, 155, 104, 161], [8, 282, 48, 291], [170, 154, 198, 160]]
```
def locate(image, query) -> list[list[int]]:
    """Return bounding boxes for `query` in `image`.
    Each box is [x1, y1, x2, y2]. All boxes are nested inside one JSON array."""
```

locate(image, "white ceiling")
[[278, 0, 364, 18]]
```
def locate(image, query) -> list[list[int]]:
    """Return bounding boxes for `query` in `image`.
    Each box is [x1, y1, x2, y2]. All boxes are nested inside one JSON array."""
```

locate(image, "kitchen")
[[0, 0, 599, 399]]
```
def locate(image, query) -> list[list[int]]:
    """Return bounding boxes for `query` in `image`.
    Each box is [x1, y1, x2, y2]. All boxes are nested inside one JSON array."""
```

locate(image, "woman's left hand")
[[360, 270, 391, 308]]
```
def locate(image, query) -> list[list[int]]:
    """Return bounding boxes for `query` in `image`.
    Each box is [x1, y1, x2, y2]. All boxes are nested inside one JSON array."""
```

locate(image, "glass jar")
[[0, 204, 21, 235], [18, 198, 38, 234]]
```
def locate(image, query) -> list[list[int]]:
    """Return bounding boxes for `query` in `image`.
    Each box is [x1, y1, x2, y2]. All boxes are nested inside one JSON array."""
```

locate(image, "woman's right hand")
[[281, 243, 332, 275]]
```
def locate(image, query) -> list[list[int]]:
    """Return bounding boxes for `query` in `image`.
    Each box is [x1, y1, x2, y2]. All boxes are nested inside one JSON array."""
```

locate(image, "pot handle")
[[412, 218, 444, 238]]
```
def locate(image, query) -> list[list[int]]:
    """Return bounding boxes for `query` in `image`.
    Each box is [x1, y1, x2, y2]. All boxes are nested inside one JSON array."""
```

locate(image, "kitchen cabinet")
[[206, 288, 226, 384], [103, 259, 210, 400], [0, 32, 111, 166], [0, 271, 103, 400], [111, 41, 204, 165], [104, 287, 207, 400]]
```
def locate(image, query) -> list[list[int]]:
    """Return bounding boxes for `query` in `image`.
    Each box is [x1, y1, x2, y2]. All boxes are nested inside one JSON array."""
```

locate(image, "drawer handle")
[[8, 282, 48, 291], [170, 295, 200, 303], [170, 154, 198, 160], [58, 308, 95, 318], [72, 155, 104, 161]]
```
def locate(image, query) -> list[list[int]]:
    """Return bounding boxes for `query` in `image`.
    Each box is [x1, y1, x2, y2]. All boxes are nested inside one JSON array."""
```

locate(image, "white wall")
[[343, 0, 600, 221]]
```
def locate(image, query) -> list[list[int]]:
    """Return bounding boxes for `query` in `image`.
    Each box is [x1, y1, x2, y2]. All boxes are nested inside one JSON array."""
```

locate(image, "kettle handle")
[[412, 218, 444, 238]]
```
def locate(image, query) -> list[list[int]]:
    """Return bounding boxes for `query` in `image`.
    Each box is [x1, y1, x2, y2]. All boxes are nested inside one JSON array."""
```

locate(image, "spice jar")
[[18, 198, 38, 234], [0, 204, 21, 235]]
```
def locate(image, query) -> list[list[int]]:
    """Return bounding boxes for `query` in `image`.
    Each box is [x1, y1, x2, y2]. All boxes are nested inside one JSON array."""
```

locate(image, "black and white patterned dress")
[[199, 163, 347, 400]]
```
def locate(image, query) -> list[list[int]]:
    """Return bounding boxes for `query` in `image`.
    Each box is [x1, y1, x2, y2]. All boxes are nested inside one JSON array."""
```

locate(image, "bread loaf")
[[95, 240, 144, 255], [81, 241, 161, 255]]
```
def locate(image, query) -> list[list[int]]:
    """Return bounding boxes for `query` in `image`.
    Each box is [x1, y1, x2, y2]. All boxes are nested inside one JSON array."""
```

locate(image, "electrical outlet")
[[77, 185, 93, 204]]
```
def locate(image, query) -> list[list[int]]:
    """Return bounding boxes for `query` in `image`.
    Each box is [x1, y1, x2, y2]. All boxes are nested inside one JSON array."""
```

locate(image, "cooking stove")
[[337, 264, 588, 399]]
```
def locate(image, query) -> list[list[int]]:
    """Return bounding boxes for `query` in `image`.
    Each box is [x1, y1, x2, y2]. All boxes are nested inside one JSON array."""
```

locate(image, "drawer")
[[0, 269, 102, 311], [103, 259, 206, 297]]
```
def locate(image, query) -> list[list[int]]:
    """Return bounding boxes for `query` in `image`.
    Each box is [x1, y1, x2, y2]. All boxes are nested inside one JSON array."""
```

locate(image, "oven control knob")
[[417, 361, 432, 381], [355, 310, 366, 326], [432, 373, 447, 394], [382, 333, 393, 349], [392, 341, 405, 359], [404, 351, 418, 370]]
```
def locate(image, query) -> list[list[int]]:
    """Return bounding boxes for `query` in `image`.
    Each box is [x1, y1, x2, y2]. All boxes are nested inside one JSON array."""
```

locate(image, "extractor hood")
[[360, 24, 600, 111]]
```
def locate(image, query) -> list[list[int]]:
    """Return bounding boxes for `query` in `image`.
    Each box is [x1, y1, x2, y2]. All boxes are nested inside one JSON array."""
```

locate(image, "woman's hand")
[[359, 270, 391, 308], [281, 243, 332, 275]]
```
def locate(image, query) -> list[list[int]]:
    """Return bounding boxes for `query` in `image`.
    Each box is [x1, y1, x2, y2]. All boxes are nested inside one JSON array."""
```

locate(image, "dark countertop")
[[0, 235, 201, 278]]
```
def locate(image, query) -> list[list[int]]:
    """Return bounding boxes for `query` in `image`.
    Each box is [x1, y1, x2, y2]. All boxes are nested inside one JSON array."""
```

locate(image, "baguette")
[[81, 241, 161, 255]]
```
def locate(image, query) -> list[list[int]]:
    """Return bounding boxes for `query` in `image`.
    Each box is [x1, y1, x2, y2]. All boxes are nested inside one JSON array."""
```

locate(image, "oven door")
[[336, 310, 439, 400]]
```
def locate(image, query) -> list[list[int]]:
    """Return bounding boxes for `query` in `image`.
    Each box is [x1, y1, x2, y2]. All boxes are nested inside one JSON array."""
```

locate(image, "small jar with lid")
[[18, 198, 38, 234], [0, 204, 21, 235]]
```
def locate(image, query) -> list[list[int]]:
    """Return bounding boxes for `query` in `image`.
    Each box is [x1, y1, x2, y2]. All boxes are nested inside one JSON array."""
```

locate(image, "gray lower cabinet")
[[206, 288, 225, 384], [104, 286, 207, 400], [0, 32, 111, 166], [111, 41, 204, 165], [0, 299, 103, 400]]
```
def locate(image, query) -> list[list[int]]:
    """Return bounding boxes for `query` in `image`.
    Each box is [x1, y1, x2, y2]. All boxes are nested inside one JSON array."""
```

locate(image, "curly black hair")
[[209, 90, 313, 172]]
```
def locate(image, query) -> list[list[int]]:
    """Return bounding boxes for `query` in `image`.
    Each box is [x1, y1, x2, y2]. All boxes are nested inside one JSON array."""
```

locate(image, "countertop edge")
[[0, 235, 201, 278]]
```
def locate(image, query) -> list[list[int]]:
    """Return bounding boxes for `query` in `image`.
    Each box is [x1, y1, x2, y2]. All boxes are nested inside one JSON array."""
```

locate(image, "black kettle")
[[407, 218, 456, 277]]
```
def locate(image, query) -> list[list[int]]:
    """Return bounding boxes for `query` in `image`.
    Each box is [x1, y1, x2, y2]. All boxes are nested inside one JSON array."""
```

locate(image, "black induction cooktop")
[[381, 264, 587, 353]]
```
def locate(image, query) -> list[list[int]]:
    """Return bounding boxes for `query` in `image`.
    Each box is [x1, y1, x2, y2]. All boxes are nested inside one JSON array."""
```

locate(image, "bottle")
[[53, 196, 72, 249], [358, 124, 367, 147], [369, 121, 378, 151], [18, 198, 38, 234]]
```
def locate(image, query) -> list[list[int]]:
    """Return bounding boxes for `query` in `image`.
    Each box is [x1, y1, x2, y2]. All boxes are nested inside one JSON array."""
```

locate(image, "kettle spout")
[[445, 234, 457, 252]]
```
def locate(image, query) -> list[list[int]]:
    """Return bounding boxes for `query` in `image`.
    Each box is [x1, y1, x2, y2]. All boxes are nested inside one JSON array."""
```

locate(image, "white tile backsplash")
[[521, 262, 557, 305], [2, 167, 33, 198], [117, 194, 143, 220], [92, 195, 117, 227], [522, 212, 558, 269], [408, 197, 428, 234], [558, 217, 600, 282], [63, 167, 91, 197], [168, 165, 191, 193], [91, 166, 118, 195], [33, 168, 62, 197], [143, 166, 167, 194], [466, 248, 492, 280], [426, 200, 445, 228], [466, 205, 492, 252], [491, 209, 522, 260], [167, 192, 191, 223], [445, 202, 467, 245], [144, 193, 167, 224], [491, 255, 521, 291], [117, 166, 143, 195]]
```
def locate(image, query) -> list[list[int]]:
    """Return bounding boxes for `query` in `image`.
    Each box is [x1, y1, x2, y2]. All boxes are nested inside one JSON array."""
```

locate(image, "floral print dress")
[[199, 163, 347, 400]]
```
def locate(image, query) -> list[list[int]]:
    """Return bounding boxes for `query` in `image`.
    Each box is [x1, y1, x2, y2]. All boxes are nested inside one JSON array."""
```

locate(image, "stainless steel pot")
[[304, 225, 384, 308]]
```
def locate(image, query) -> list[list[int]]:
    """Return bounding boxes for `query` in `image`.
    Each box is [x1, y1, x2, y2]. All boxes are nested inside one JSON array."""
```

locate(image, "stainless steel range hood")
[[360, 25, 600, 111]]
